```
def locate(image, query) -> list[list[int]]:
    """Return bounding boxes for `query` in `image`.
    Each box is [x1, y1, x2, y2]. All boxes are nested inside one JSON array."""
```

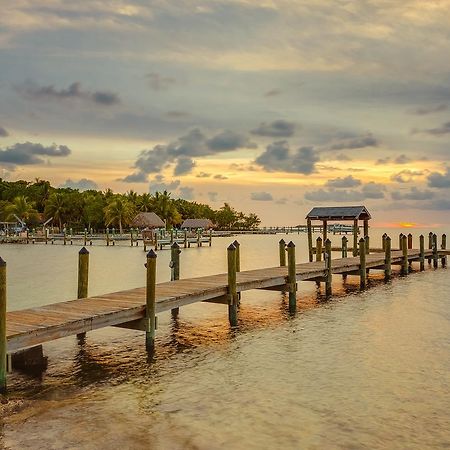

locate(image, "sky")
[[1, 0, 450, 227]]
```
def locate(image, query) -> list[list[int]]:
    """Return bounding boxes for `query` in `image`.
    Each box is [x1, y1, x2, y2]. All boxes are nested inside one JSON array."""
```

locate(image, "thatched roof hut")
[[181, 218, 214, 230], [132, 212, 165, 229]]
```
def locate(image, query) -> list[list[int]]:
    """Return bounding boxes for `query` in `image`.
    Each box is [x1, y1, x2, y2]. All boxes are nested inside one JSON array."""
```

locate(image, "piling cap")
[[0, 257, 5, 267], [171, 242, 180, 249], [233, 240, 240, 247], [147, 249, 157, 259], [325, 238, 331, 244], [316, 236, 322, 242], [359, 238, 365, 243], [227, 243, 236, 251], [286, 241, 295, 248], [385, 235, 391, 241], [279, 238, 285, 244], [79, 247, 89, 255]]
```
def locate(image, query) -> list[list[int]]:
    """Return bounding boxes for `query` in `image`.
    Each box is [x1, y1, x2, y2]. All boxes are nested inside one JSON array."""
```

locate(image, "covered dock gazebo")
[[305, 206, 371, 260]]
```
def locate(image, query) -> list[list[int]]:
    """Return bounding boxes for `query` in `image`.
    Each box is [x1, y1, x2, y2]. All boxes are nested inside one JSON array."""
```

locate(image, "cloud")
[[166, 110, 189, 119], [275, 197, 288, 204], [325, 175, 361, 188], [251, 120, 296, 138], [0, 142, 71, 167], [149, 175, 180, 194], [119, 171, 149, 183], [390, 169, 424, 183], [376, 154, 412, 165], [174, 157, 196, 176], [196, 172, 211, 178], [327, 133, 378, 150], [179, 186, 194, 200], [394, 154, 410, 164], [214, 174, 228, 180], [0, 126, 9, 137], [423, 121, 450, 135], [145, 72, 176, 91], [255, 141, 319, 174], [335, 153, 352, 161], [427, 168, 450, 188], [391, 187, 434, 201], [409, 104, 447, 115], [208, 192, 218, 202], [17, 81, 120, 106], [305, 182, 385, 202], [207, 130, 257, 151], [60, 178, 98, 191], [375, 157, 390, 165], [251, 191, 273, 201], [264, 89, 282, 97]]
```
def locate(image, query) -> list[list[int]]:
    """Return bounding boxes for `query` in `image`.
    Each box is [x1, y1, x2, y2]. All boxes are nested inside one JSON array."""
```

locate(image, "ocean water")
[[0, 229, 449, 449]]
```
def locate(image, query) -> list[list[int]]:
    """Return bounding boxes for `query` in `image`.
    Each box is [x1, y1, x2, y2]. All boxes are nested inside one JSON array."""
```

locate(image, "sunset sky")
[[1, 1, 450, 226]]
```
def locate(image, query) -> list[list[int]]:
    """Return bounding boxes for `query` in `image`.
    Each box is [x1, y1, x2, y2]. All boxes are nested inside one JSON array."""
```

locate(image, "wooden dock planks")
[[5, 248, 446, 352]]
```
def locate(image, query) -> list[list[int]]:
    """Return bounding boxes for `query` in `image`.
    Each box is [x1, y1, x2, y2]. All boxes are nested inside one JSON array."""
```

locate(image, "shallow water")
[[1, 229, 449, 449]]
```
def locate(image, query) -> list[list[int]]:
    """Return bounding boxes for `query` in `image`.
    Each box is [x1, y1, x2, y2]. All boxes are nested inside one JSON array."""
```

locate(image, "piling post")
[[325, 239, 332, 296], [26, 229, 29, 244], [365, 235, 370, 255], [0, 258, 7, 394], [433, 234, 438, 269], [76, 247, 89, 339], [131, 228, 134, 247], [184, 230, 188, 248], [63, 228, 67, 246], [146, 250, 157, 352], [363, 219, 369, 242], [384, 236, 392, 280], [233, 240, 241, 273], [170, 243, 181, 318], [279, 239, 286, 267], [399, 233, 404, 251], [428, 232, 433, 264], [353, 219, 358, 256], [170, 229, 174, 244], [286, 241, 297, 313], [307, 219, 313, 262], [84, 228, 87, 246], [197, 230, 201, 247], [322, 220, 327, 242], [227, 244, 238, 326], [359, 238, 366, 289], [342, 236, 348, 258], [209, 229, 212, 246], [382, 233, 387, 252], [407, 233, 413, 250], [401, 234, 408, 275], [106, 228, 110, 246], [419, 235, 425, 271], [316, 237, 323, 262], [441, 234, 447, 267]]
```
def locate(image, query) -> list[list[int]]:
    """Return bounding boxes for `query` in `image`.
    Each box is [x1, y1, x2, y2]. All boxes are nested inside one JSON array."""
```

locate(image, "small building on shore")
[[131, 212, 165, 229], [181, 218, 214, 230]]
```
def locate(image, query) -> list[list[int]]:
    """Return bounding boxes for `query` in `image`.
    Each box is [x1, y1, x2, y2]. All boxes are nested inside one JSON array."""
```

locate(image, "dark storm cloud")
[[409, 104, 447, 115], [251, 120, 296, 138], [0, 142, 71, 166], [60, 178, 98, 191], [255, 141, 319, 174], [17, 81, 120, 106], [0, 126, 9, 137], [250, 192, 273, 201], [391, 187, 434, 201], [325, 175, 361, 188], [145, 73, 176, 91], [174, 157, 196, 176], [123, 129, 255, 181], [427, 168, 450, 188], [305, 182, 385, 202], [327, 134, 378, 150]]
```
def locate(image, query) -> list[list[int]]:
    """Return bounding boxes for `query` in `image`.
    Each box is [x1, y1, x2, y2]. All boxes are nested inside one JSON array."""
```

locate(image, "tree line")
[[0, 179, 261, 232]]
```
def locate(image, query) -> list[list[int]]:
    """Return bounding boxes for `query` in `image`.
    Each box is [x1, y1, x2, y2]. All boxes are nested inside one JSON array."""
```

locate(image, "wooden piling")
[[209, 229, 212, 246], [227, 244, 238, 326], [316, 237, 323, 262], [325, 239, 332, 296], [419, 235, 425, 271], [84, 229, 87, 246], [363, 219, 369, 242], [359, 238, 366, 289], [401, 234, 408, 275], [407, 233, 413, 250], [146, 250, 157, 352], [384, 236, 391, 280], [106, 228, 110, 246], [428, 232, 433, 264], [399, 233, 404, 251], [233, 240, 241, 273], [342, 236, 348, 258], [279, 239, 286, 267], [286, 241, 297, 313], [170, 242, 181, 318], [77, 247, 89, 299], [63, 229, 67, 246], [433, 234, 438, 269], [382, 233, 387, 252], [184, 230, 188, 248], [441, 234, 447, 267], [365, 235, 370, 255], [323, 220, 327, 242], [0, 257, 6, 394], [353, 219, 358, 256], [307, 218, 313, 262]]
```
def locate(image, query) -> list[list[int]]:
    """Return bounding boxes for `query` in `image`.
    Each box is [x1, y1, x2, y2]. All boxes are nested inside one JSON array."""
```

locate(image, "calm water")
[[1, 229, 449, 449]]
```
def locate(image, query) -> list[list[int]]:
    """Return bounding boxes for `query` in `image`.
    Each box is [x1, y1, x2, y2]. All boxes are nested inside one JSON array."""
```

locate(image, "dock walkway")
[[5, 248, 447, 353]]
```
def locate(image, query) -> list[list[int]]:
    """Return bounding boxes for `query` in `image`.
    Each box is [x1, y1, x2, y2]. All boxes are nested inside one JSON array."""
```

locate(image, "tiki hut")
[[132, 212, 165, 229], [181, 218, 214, 230]]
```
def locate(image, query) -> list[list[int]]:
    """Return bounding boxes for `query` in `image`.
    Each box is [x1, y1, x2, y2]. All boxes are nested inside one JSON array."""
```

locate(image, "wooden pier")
[[0, 233, 448, 393]]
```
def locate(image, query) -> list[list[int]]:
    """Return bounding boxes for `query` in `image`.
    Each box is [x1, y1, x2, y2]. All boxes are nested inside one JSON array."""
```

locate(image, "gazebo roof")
[[131, 212, 165, 228], [181, 218, 214, 229], [306, 206, 371, 221]]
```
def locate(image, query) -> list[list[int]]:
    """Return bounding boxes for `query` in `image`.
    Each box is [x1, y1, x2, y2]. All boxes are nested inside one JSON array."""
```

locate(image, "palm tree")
[[104, 196, 135, 234], [4, 196, 39, 224], [138, 193, 153, 212], [44, 192, 68, 230], [151, 191, 181, 229]]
